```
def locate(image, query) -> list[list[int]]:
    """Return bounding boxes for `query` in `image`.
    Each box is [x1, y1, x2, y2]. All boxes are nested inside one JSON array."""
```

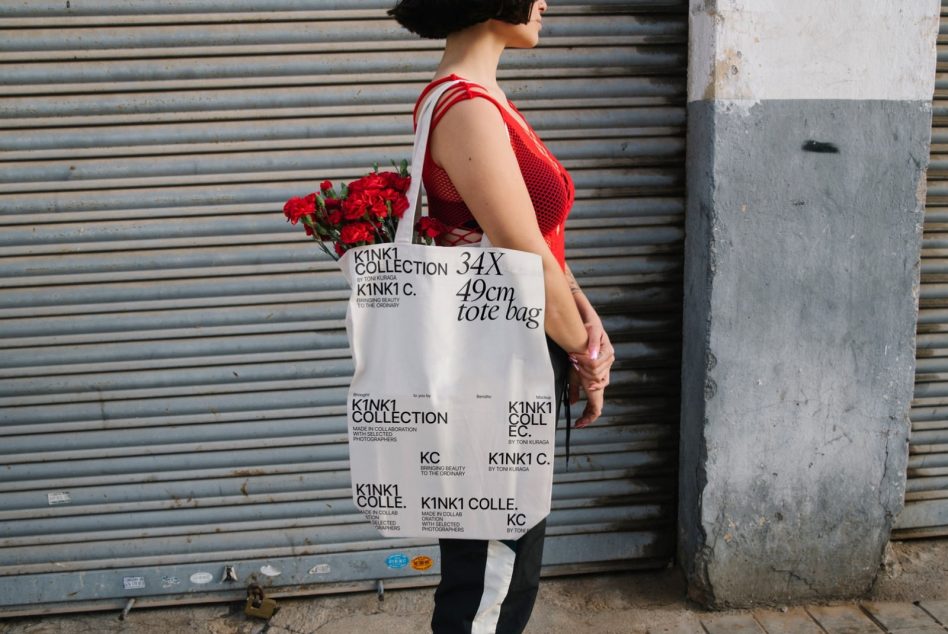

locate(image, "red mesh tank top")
[[412, 74, 575, 269]]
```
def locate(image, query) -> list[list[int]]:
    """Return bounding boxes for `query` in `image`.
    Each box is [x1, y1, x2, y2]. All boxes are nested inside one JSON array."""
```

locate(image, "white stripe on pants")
[[470, 540, 517, 634]]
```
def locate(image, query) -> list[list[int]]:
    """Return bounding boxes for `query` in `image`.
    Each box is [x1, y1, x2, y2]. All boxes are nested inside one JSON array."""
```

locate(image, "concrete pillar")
[[679, 0, 940, 607]]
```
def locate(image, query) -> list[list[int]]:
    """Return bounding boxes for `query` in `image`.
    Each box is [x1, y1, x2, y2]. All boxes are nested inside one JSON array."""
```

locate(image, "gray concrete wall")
[[679, 0, 939, 608]]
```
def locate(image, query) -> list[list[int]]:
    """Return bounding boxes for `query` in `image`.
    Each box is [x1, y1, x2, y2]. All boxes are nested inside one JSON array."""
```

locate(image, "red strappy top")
[[412, 74, 575, 269]]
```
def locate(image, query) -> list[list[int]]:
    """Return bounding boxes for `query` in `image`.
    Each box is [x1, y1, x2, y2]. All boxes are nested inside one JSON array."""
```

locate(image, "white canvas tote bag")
[[338, 80, 557, 540]]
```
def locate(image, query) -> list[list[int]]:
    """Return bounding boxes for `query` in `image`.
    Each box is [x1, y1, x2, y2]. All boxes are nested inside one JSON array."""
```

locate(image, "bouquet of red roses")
[[282, 161, 447, 260]]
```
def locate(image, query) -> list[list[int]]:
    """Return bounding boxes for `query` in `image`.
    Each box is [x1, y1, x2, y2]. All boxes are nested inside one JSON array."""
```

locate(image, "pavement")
[[0, 538, 946, 634]]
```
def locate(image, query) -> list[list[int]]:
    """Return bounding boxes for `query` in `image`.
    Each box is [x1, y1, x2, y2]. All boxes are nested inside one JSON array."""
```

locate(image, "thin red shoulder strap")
[[432, 84, 508, 127], [412, 76, 453, 124], [413, 77, 510, 130]]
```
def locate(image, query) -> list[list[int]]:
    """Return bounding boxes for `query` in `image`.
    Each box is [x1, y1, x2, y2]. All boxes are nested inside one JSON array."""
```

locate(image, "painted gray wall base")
[[679, 99, 930, 607]]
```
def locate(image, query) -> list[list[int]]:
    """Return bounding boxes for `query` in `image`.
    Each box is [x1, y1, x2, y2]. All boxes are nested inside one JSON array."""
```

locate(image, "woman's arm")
[[430, 98, 588, 355], [563, 263, 615, 427], [564, 263, 614, 390]]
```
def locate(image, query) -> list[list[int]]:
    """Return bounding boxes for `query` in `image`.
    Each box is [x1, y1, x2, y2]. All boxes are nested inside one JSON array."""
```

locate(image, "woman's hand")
[[563, 265, 614, 391], [570, 321, 614, 392], [561, 267, 612, 427], [568, 365, 604, 428]]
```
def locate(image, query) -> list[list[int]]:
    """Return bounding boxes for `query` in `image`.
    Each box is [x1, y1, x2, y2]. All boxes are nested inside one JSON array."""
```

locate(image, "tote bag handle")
[[394, 80, 493, 249]]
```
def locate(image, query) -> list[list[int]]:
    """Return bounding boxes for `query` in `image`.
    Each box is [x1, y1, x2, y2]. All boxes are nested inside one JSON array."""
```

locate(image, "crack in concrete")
[[879, 441, 890, 516], [771, 566, 819, 594], [311, 610, 357, 633]]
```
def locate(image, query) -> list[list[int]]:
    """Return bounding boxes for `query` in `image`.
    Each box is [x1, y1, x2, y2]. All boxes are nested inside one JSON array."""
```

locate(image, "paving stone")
[[634, 609, 703, 634], [753, 607, 824, 634], [645, 624, 702, 634], [644, 615, 706, 634], [918, 601, 948, 628], [699, 613, 765, 634], [862, 601, 946, 631], [806, 605, 884, 634]]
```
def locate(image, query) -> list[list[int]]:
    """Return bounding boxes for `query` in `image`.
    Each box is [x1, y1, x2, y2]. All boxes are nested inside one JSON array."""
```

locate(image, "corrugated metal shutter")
[[898, 0, 948, 540], [0, 0, 686, 615]]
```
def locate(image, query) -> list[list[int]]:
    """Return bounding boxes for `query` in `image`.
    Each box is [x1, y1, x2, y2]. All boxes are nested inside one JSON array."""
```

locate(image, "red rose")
[[391, 195, 410, 218], [340, 221, 376, 245], [320, 180, 333, 192], [378, 188, 409, 218], [416, 216, 447, 239], [381, 171, 411, 192], [283, 193, 316, 224], [370, 196, 389, 219], [348, 172, 386, 193], [342, 192, 368, 220]]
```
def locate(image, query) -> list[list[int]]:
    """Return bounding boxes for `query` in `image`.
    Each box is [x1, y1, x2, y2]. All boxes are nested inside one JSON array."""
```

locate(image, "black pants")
[[431, 337, 570, 634]]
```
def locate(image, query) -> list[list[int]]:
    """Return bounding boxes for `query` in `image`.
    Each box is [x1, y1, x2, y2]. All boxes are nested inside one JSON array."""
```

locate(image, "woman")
[[389, 1, 616, 631]]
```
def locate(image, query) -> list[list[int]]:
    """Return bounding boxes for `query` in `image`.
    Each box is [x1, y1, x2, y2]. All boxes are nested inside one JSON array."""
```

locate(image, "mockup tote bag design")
[[338, 80, 557, 540]]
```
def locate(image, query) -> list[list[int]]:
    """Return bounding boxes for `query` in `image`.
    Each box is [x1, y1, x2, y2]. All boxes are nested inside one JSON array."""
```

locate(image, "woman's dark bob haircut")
[[388, 0, 534, 39]]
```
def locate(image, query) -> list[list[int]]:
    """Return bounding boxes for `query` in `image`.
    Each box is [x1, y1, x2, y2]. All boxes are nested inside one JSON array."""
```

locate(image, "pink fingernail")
[[590, 347, 600, 360]]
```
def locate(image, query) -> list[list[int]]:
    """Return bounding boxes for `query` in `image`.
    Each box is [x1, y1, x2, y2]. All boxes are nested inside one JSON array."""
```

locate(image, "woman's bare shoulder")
[[430, 96, 509, 164]]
